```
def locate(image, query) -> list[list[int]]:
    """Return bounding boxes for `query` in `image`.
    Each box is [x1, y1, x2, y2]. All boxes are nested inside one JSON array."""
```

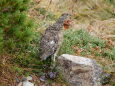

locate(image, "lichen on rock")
[[57, 54, 103, 86]]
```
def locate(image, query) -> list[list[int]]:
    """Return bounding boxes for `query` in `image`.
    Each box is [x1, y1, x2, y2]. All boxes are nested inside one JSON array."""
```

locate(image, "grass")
[[0, 0, 115, 85], [39, 0, 115, 38], [59, 29, 115, 71], [59, 29, 115, 85], [0, 6, 58, 85], [11, 1, 115, 85]]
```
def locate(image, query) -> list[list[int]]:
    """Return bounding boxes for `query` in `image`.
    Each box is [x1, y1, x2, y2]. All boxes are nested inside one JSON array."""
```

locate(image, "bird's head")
[[60, 13, 71, 21], [61, 13, 72, 30], [52, 13, 72, 31]]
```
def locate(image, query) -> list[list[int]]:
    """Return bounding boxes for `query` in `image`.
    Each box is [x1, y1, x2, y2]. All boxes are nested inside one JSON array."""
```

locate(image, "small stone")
[[101, 72, 112, 85], [40, 75, 46, 82], [27, 76, 33, 81], [48, 72, 57, 79], [23, 81, 34, 86], [21, 77, 27, 82]]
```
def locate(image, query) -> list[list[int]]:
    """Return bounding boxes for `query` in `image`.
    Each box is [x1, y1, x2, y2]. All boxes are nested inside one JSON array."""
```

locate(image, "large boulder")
[[57, 54, 102, 86]]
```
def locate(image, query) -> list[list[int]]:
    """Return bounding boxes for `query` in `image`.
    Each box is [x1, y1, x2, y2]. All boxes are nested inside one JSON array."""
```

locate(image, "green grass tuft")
[[59, 29, 115, 61]]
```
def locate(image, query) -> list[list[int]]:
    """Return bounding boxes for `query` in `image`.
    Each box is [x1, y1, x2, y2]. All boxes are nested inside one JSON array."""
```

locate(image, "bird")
[[39, 13, 70, 62]]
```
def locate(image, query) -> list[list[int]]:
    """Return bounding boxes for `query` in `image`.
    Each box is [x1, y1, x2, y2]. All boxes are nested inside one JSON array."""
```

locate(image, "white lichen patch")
[[61, 54, 93, 66]]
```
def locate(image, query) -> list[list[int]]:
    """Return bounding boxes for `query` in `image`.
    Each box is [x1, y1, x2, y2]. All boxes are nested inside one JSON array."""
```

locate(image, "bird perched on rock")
[[39, 13, 70, 61]]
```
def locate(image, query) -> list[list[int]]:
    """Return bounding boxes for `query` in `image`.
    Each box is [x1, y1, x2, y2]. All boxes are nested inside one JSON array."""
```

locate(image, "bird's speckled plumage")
[[39, 13, 70, 61]]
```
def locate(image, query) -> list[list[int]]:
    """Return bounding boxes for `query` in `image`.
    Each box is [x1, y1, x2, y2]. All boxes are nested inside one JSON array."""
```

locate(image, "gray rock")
[[22, 81, 34, 86], [26, 76, 33, 81], [40, 75, 46, 82], [57, 54, 103, 86], [48, 72, 57, 79], [20, 76, 34, 86]]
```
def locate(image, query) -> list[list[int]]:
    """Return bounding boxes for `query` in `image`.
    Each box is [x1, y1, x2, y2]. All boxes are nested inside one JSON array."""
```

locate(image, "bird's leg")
[[52, 52, 57, 68], [52, 32, 63, 68], [53, 52, 57, 62]]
